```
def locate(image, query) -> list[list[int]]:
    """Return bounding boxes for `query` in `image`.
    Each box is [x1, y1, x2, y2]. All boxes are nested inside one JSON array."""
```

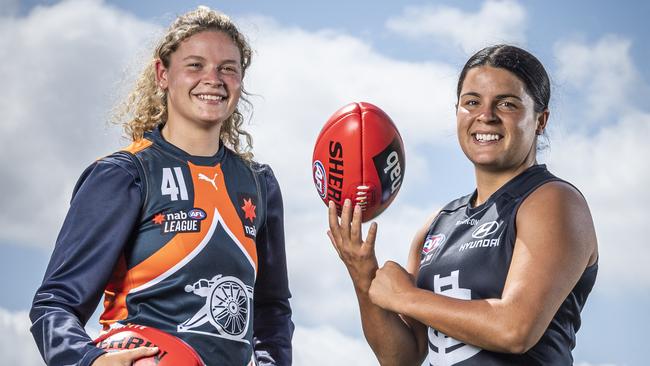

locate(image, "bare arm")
[[327, 200, 435, 365], [369, 182, 598, 353]]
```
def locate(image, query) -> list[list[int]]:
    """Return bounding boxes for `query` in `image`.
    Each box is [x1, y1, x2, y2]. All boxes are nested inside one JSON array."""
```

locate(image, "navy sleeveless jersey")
[[416, 165, 597, 366], [30, 127, 293, 366]]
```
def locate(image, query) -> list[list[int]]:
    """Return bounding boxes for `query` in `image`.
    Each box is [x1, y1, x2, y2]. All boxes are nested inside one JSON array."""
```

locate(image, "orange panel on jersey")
[[188, 162, 258, 271], [122, 138, 154, 154]]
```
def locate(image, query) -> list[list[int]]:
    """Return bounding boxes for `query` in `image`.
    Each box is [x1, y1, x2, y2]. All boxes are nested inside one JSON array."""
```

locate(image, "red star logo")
[[241, 198, 256, 222], [152, 213, 165, 225]]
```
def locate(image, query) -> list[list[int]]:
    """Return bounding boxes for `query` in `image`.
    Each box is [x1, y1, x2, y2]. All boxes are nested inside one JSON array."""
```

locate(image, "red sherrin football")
[[312, 102, 406, 222], [94, 324, 204, 366]]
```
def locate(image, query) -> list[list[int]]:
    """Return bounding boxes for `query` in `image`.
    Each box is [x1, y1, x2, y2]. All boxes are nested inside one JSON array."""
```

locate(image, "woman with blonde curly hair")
[[30, 6, 293, 366]]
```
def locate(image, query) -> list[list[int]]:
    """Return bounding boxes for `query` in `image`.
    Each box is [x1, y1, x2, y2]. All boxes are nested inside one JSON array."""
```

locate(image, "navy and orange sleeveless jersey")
[[30, 127, 293, 366]]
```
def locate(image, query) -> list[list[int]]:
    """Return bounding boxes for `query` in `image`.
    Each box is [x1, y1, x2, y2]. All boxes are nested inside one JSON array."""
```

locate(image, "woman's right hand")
[[92, 347, 159, 366], [327, 199, 379, 293]]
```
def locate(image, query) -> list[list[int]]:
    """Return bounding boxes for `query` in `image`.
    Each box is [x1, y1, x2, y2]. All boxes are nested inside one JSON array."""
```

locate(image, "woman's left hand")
[[369, 260, 417, 312]]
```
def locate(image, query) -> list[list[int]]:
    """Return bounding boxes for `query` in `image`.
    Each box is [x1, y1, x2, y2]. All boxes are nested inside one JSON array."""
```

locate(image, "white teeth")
[[197, 94, 224, 101], [475, 133, 501, 142]]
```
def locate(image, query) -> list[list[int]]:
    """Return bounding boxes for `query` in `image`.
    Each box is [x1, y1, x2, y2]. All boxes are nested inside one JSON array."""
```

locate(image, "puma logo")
[[198, 173, 218, 191]]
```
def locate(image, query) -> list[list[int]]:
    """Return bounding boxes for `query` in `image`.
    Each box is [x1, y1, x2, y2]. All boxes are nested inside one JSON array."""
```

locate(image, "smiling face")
[[456, 66, 548, 173], [156, 31, 242, 131]]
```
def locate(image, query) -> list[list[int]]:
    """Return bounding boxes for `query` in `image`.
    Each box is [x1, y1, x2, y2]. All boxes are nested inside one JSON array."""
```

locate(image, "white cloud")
[[549, 35, 650, 290], [0, 0, 160, 247], [293, 325, 377, 365], [0, 308, 45, 366], [554, 36, 640, 121], [548, 112, 650, 289], [386, 0, 527, 54]]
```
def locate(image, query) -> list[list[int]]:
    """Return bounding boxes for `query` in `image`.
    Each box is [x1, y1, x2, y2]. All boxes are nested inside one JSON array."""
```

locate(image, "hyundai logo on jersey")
[[471, 221, 500, 239]]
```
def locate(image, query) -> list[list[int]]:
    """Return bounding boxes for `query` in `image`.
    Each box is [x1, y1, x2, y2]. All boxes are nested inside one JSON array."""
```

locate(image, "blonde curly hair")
[[116, 6, 254, 160]]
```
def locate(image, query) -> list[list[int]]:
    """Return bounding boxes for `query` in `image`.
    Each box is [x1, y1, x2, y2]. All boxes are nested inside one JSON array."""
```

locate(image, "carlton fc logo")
[[428, 270, 481, 364], [178, 274, 253, 344]]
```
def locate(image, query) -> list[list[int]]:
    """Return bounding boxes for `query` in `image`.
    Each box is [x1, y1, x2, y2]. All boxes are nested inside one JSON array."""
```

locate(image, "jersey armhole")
[[508, 178, 569, 247]]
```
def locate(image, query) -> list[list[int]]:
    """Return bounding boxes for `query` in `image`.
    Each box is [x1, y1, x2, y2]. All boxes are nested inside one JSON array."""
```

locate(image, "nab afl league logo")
[[313, 160, 327, 199]]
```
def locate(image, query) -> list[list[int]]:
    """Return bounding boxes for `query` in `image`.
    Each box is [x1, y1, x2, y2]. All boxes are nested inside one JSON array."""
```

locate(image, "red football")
[[312, 102, 405, 222], [94, 324, 204, 366]]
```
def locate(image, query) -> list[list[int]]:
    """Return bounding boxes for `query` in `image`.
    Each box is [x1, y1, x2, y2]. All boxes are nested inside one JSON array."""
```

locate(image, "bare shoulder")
[[524, 180, 584, 204], [517, 181, 598, 266]]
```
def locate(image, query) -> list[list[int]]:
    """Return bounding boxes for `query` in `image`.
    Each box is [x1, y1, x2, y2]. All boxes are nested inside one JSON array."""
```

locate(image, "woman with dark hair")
[[30, 6, 293, 366], [328, 44, 598, 365]]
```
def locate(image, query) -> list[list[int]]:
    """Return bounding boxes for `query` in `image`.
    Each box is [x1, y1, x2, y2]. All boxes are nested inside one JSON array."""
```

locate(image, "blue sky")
[[1, 0, 648, 365]]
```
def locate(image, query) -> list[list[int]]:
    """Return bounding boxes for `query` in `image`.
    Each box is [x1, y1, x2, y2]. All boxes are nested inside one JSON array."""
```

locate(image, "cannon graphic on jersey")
[[312, 102, 406, 222], [95, 324, 204, 365], [177, 274, 254, 343]]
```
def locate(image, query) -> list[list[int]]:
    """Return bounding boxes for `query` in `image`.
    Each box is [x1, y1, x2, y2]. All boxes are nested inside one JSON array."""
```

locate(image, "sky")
[[0, 0, 648, 365]]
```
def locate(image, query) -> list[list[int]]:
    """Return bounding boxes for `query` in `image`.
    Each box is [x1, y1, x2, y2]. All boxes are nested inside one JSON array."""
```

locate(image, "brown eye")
[[464, 99, 479, 107], [497, 100, 517, 110], [219, 65, 240, 75]]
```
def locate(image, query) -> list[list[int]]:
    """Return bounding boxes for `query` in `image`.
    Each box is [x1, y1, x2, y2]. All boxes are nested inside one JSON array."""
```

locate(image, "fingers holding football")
[[327, 200, 341, 242], [327, 199, 355, 248], [92, 347, 159, 366], [328, 199, 370, 250]]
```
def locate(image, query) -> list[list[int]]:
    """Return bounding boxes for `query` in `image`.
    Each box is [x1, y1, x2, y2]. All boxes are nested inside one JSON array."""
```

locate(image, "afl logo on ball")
[[313, 160, 327, 199]]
